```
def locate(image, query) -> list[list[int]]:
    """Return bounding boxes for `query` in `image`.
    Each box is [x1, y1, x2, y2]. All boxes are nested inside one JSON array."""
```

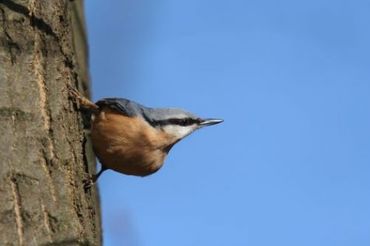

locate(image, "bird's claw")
[[83, 177, 94, 191], [67, 85, 98, 111]]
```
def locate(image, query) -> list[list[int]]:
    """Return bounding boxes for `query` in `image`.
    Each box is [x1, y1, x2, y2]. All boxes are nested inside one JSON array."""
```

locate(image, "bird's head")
[[145, 108, 223, 143]]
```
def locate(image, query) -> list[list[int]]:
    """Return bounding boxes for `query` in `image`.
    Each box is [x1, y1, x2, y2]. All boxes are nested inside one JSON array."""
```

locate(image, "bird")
[[68, 87, 223, 189]]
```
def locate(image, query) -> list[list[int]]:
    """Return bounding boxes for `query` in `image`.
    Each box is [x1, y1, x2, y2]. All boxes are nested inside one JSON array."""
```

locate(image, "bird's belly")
[[96, 146, 164, 176], [90, 111, 167, 176]]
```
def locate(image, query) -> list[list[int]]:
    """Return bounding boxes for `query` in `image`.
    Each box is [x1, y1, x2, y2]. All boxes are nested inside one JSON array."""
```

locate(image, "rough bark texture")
[[0, 0, 101, 245]]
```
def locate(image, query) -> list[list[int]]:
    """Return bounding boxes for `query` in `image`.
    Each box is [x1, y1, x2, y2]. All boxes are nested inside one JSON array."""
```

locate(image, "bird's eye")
[[182, 118, 194, 126], [168, 118, 194, 126]]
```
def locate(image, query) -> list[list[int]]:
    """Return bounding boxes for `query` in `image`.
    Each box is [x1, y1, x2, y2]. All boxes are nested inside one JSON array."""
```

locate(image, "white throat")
[[162, 124, 197, 140]]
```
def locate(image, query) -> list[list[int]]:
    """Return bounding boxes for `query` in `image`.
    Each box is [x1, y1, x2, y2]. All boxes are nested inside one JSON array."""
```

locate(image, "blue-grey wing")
[[95, 98, 145, 117]]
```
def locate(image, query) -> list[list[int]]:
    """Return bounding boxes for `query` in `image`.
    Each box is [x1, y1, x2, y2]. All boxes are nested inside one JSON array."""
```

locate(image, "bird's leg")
[[67, 85, 99, 111], [83, 165, 108, 191], [92, 166, 107, 182]]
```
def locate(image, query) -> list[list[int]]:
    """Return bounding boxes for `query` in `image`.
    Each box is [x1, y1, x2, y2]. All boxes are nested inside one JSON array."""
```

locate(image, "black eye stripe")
[[152, 118, 200, 127]]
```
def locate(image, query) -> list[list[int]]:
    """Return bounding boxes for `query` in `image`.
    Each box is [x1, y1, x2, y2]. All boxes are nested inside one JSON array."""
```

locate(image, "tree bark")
[[0, 0, 101, 245]]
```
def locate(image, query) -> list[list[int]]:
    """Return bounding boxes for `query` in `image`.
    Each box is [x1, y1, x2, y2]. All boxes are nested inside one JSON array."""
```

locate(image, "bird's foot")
[[67, 85, 98, 111], [83, 177, 95, 192]]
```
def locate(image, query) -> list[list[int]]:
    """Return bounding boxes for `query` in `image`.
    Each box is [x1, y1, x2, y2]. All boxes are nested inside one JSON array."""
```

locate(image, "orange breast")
[[90, 108, 175, 176]]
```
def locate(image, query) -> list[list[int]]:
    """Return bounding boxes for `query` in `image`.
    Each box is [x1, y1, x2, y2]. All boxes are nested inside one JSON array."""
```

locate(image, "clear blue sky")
[[85, 1, 370, 245]]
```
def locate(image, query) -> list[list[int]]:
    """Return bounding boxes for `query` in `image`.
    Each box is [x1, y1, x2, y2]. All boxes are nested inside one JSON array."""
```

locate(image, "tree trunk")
[[0, 0, 101, 245]]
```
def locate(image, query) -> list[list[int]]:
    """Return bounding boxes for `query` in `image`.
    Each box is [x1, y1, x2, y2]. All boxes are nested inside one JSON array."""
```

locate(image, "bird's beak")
[[199, 118, 224, 127]]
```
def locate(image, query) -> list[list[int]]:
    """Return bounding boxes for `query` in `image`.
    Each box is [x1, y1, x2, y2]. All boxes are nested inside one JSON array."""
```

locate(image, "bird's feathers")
[[96, 98, 198, 125]]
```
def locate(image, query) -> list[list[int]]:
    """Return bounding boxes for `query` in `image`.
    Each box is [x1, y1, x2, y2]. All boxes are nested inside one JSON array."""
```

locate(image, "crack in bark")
[[82, 136, 92, 179], [64, 147, 86, 238], [41, 203, 52, 243], [10, 177, 24, 246], [1, 0, 81, 102], [0, 7, 20, 64], [0, 107, 33, 121], [28, 3, 61, 203], [0, 0, 75, 71], [30, 3, 51, 132], [0, 0, 57, 38], [40, 154, 57, 202]]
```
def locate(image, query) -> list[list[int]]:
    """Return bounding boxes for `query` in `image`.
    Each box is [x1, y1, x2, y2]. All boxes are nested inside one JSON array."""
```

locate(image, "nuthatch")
[[69, 88, 223, 188]]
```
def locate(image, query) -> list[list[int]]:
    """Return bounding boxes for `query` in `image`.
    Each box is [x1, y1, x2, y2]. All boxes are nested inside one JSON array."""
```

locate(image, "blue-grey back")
[[96, 98, 197, 124]]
